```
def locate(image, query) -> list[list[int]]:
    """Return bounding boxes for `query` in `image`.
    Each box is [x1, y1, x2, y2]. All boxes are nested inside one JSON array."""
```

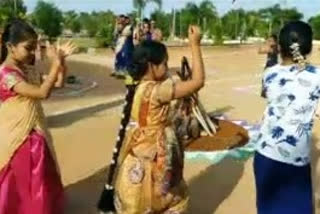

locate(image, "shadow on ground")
[[65, 166, 109, 214], [188, 158, 245, 214], [63, 157, 245, 214]]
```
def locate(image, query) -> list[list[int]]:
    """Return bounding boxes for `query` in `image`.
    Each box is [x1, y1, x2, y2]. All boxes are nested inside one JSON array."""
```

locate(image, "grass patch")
[[60, 37, 98, 49]]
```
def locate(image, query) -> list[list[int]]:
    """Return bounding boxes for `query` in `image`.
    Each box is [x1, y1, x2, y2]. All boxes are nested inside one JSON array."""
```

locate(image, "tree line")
[[1, 0, 320, 47]]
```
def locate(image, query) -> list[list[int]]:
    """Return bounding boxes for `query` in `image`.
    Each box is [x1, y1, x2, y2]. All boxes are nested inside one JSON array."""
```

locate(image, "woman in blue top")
[[113, 16, 134, 79], [254, 21, 318, 214]]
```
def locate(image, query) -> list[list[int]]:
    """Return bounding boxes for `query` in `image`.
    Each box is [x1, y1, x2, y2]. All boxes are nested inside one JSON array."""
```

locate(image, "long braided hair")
[[98, 40, 168, 212]]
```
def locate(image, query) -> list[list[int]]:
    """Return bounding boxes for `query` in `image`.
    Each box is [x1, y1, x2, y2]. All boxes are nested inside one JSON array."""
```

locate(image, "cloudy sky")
[[24, 0, 320, 20]]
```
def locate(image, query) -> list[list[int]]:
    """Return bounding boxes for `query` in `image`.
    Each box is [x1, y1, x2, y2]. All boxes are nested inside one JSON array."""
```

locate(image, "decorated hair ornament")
[[290, 42, 306, 72]]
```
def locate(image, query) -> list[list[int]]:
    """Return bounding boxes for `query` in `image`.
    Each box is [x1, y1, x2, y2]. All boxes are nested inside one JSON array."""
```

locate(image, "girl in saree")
[[100, 25, 205, 214], [0, 19, 76, 214]]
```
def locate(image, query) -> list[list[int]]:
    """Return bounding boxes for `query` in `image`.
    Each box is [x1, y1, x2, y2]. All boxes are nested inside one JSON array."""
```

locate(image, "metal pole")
[[171, 8, 176, 38], [13, 0, 17, 16], [236, 11, 239, 40], [231, 1, 239, 41], [180, 11, 182, 39]]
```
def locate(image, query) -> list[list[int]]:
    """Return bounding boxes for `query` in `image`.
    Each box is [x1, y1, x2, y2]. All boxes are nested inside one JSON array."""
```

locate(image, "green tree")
[[173, 1, 217, 38], [218, 4, 303, 41], [244, 11, 261, 37], [198, 0, 217, 33], [70, 19, 81, 34], [94, 11, 116, 47], [178, 2, 199, 37], [259, 4, 303, 36], [32, 1, 63, 39], [150, 10, 171, 38], [222, 9, 246, 40], [259, 4, 282, 34], [209, 18, 224, 44], [133, 0, 162, 20], [309, 15, 320, 40], [78, 12, 98, 37], [0, 0, 27, 27], [0, 7, 11, 27], [63, 10, 81, 33]]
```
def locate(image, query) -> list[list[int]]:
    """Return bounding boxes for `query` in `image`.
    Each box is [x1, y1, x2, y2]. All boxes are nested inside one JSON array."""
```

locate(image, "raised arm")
[[258, 39, 273, 54], [53, 62, 67, 88], [173, 25, 205, 99], [258, 45, 272, 54], [13, 60, 62, 99]]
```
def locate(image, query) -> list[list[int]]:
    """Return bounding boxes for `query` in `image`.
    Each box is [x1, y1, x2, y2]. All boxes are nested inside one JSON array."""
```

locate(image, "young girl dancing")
[[99, 25, 205, 214], [0, 19, 76, 214]]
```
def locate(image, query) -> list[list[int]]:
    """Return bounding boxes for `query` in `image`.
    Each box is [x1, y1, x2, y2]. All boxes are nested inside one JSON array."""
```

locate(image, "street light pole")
[[170, 8, 176, 38], [13, 0, 17, 16], [231, 1, 240, 41]]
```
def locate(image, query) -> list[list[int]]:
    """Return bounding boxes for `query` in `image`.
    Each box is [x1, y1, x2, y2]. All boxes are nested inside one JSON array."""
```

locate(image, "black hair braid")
[[97, 84, 137, 212], [0, 23, 11, 63], [98, 40, 167, 212], [108, 84, 136, 185]]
